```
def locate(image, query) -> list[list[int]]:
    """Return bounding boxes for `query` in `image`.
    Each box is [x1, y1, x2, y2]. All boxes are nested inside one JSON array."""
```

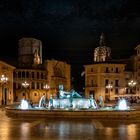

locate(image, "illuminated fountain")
[[6, 86, 136, 119], [38, 95, 46, 108], [18, 92, 129, 111], [118, 98, 129, 110], [19, 99, 29, 110], [48, 85, 98, 110], [48, 92, 98, 110]]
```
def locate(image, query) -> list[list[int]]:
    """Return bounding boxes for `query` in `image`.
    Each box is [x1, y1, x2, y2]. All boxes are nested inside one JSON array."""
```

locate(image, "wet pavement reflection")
[[0, 110, 140, 140]]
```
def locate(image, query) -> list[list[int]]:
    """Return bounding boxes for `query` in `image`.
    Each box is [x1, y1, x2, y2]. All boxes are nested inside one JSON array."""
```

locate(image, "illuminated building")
[[0, 61, 15, 105], [84, 33, 126, 100], [18, 38, 42, 66], [14, 38, 71, 102], [134, 44, 140, 95], [44, 59, 71, 98]]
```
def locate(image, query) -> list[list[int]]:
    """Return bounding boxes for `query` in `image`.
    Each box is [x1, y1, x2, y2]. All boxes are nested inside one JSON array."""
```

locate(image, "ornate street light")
[[21, 81, 30, 99], [0, 75, 8, 83], [128, 80, 136, 88], [44, 84, 50, 98], [22, 81, 29, 88], [106, 84, 113, 100], [0, 74, 8, 105], [128, 80, 136, 94]]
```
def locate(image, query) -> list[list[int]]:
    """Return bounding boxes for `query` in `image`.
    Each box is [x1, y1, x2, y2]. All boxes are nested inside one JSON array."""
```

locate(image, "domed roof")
[[94, 33, 111, 62]]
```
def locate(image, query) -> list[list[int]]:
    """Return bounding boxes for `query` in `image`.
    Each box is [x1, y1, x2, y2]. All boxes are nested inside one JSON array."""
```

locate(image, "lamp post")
[[0, 74, 8, 105], [106, 84, 113, 100], [128, 80, 136, 94], [44, 84, 50, 99], [21, 81, 29, 99]]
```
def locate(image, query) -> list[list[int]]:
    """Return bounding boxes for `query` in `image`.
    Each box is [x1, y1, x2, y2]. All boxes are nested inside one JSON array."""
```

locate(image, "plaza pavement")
[[1, 104, 140, 140]]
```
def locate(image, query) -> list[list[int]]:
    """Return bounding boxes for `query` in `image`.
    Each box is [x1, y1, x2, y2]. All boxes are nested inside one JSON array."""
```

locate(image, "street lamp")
[[106, 84, 113, 100], [21, 81, 30, 99], [44, 84, 50, 99], [0, 74, 8, 105], [128, 80, 136, 94]]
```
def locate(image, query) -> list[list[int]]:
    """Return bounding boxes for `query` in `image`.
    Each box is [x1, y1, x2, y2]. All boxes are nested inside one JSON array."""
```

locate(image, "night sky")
[[0, 0, 140, 88]]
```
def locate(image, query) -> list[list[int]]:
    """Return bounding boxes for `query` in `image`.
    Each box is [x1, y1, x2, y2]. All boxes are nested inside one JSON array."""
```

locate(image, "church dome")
[[94, 33, 111, 62]]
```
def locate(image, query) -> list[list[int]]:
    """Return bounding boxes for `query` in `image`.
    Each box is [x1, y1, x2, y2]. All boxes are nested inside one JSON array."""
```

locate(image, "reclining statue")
[[59, 85, 82, 99]]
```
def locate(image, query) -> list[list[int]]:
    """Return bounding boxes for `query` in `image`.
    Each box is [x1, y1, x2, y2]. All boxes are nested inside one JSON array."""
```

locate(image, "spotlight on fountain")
[[118, 99, 128, 110], [19, 99, 29, 110]]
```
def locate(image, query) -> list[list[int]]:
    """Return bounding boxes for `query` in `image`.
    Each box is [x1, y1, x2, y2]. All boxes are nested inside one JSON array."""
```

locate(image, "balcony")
[[85, 84, 97, 87]]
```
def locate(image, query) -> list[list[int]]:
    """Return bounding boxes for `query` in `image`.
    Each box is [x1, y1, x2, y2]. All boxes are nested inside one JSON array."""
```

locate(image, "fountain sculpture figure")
[[38, 95, 46, 108]]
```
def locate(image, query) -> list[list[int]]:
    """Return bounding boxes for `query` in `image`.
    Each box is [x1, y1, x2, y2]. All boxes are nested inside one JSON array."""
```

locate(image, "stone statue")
[[49, 95, 53, 108], [99, 95, 104, 108], [89, 95, 98, 109], [59, 85, 82, 99], [33, 49, 41, 65]]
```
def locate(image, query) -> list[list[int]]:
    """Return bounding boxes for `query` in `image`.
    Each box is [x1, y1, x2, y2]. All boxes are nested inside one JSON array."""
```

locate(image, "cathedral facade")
[[14, 38, 71, 103]]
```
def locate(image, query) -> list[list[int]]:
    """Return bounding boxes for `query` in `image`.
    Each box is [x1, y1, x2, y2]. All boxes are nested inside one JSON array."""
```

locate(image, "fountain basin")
[[5, 107, 140, 119]]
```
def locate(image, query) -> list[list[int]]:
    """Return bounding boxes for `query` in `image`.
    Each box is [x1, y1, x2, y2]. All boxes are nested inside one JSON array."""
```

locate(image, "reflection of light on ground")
[[105, 127, 113, 135], [92, 120, 104, 129], [0, 122, 10, 139], [127, 124, 136, 135], [127, 124, 137, 140], [21, 123, 30, 137], [118, 125, 127, 137]]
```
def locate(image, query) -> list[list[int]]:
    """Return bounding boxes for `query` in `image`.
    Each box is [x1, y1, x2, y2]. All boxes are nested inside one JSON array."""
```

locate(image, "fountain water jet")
[[19, 99, 29, 110], [6, 89, 135, 119], [118, 98, 128, 110], [38, 95, 46, 108]]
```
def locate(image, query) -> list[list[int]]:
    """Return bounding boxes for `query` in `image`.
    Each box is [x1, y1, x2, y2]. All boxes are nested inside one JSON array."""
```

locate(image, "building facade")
[[0, 61, 15, 105], [14, 68, 48, 102], [84, 33, 126, 100], [44, 59, 71, 98], [14, 38, 71, 103], [134, 44, 140, 95], [84, 63, 126, 100], [18, 38, 42, 67]]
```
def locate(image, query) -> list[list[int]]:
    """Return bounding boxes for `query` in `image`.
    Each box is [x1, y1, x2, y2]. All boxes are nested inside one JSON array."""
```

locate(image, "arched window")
[[32, 72, 34, 79], [41, 73, 43, 79], [37, 82, 40, 89], [18, 71, 21, 78], [13, 72, 16, 78], [41, 83, 43, 89], [26, 71, 29, 78], [22, 71, 25, 78], [37, 72, 39, 79], [32, 82, 35, 89]]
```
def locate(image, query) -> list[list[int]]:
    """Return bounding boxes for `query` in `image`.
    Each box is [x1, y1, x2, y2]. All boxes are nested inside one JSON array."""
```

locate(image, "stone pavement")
[[1, 109, 140, 140]]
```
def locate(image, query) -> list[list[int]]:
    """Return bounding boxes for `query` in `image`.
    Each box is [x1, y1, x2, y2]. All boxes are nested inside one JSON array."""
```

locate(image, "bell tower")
[[18, 38, 42, 67]]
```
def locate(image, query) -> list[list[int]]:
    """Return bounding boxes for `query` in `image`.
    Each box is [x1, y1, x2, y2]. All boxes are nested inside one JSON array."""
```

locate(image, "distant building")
[[14, 38, 71, 102], [18, 38, 42, 67], [84, 33, 126, 100], [44, 59, 71, 98], [0, 61, 15, 105], [84, 63, 126, 100], [94, 33, 111, 62], [134, 44, 140, 94], [14, 68, 48, 102]]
